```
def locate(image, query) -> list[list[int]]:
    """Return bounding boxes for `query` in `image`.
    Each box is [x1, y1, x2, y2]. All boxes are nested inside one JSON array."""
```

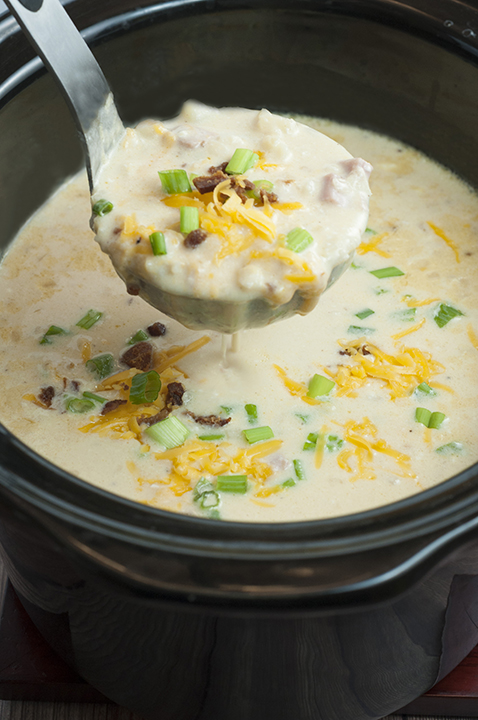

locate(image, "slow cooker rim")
[[1, 0, 478, 559]]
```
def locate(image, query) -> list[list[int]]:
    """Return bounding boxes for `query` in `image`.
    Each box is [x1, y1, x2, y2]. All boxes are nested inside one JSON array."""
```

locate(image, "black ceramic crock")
[[1, 1, 478, 718]]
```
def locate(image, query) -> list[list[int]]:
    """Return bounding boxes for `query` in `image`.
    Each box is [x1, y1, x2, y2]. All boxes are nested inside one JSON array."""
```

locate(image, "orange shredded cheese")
[[273, 365, 322, 406], [427, 222, 460, 262], [467, 323, 478, 352], [357, 232, 391, 257], [403, 296, 440, 308], [391, 318, 426, 340]]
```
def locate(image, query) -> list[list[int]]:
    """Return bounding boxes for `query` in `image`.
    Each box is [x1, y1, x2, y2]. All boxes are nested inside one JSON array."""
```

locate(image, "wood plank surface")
[[0, 558, 466, 720]]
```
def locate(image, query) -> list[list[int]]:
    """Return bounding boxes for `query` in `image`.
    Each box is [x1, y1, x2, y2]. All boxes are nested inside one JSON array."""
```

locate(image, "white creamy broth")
[[1, 117, 478, 522], [92, 102, 371, 325]]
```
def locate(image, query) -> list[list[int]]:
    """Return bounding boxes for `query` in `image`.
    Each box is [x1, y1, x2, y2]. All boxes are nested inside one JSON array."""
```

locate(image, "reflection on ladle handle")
[[4, 0, 125, 190]]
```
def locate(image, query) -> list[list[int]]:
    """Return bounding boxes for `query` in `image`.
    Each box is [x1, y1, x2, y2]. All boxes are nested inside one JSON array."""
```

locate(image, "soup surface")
[[0, 116, 477, 522]]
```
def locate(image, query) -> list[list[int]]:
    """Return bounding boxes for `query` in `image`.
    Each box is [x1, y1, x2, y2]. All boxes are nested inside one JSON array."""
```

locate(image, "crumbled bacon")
[[184, 229, 207, 249], [127, 285, 140, 296], [147, 322, 167, 337], [185, 411, 231, 427], [101, 399, 127, 415], [208, 161, 228, 174], [193, 171, 227, 194], [139, 408, 169, 426], [259, 189, 278, 205], [121, 341, 153, 371], [166, 382, 185, 408], [38, 386, 55, 408]]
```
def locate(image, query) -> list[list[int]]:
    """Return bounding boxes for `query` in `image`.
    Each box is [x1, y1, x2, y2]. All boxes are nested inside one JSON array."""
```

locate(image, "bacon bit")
[[121, 342, 153, 371], [38, 386, 55, 408], [70, 380, 80, 392], [339, 349, 352, 356], [185, 411, 231, 427], [184, 229, 207, 249], [259, 189, 278, 205], [208, 161, 228, 174], [147, 322, 167, 337], [166, 382, 185, 408], [139, 408, 169, 426], [101, 399, 127, 415], [193, 171, 228, 194], [127, 285, 140, 296]]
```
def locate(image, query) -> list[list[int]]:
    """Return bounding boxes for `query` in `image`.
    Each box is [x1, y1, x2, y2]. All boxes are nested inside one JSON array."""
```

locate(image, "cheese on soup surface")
[[0, 117, 477, 522]]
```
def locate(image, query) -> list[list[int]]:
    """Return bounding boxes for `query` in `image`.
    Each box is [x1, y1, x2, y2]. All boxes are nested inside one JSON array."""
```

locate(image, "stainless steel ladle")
[[5, 0, 353, 333]]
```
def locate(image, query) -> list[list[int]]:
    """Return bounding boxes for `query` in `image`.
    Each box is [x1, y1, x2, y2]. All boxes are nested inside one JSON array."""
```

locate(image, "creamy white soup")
[[0, 115, 477, 522]]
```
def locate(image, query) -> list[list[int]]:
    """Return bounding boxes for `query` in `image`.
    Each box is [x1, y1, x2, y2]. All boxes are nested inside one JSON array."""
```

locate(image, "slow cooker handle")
[[3, 0, 124, 190]]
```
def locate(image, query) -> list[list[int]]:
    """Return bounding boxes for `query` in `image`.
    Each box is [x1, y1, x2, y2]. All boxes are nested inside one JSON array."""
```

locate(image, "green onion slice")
[[150, 231, 167, 256], [326, 435, 344, 452], [365, 227, 377, 235], [395, 308, 417, 322], [415, 382, 436, 397], [436, 441, 463, 455], [369, 266, 405, 279], [193, 478, 220, 510], [129, 370, 161, 404], [348, 325, 376, 335], [415, 407, 431, 427], [303, 432, 318, 451], [82, 391, 107, 404], [128, 329, 149, 345], [145, 415, 190, 449], [40, 325, 67, 345], [433, 303, 464, 328], [86, 353, 114, 379], [198, 434, 225, 441], [295, 413, 309, 424], [76, 309, 103, 330], [282, 478, 297, 488], [285, 227, 314, 253], [243, 426, 274, 444], [245, 403, 258, 424], [180, 206, 200, 234], [355, 308, 374, 320], [158, 169, 192, 194], [225, 148, 259, 175], [307, 374, 335, 399], [216, 475, 248, 493], [92, 199, 113, 216], [246, 179, 274, 201], [293, 459, 306, 481], [220, 405, 233, 414], [429, 411, 446, 430], [66, 397, 95, 414]]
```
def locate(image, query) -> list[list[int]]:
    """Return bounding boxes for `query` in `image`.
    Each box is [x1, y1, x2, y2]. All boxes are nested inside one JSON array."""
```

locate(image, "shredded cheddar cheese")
[[357, 232, 391, 257], [427, 222, 460, 262]]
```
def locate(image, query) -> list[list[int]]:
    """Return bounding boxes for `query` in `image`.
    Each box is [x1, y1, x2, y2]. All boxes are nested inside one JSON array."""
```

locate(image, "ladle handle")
[[4, 0, 125, 190]]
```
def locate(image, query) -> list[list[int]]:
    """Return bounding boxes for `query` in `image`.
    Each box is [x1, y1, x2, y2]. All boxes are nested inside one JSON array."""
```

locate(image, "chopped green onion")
[[415, 382, 436, 397], [295, 413, 309, 424], [374, 287, 389, 295], [394, 308, 416, 322], [285, 227, 314, 253], [225, 148, 259, 175], [415, 407, 431, 427], [193, 478, 220, 511], [92, 199, 113, 216], [429, 411, 446, 429], [243, 426, 274, 444], [293, 459, 306, 481], [307, 374, 335, 399], [326, 435, 344, 452], [158, 169, 192, 194], [282, 478, 297, 488], [356, 308, 374, 320], [220, 405, 233, 414], [348, 325, 376, 335], [436, 441, 463, 455], [370, 266, 405, 279], [216, 475, 248, 493], [40, 325, 67, 345], [86, 353, 114, 379], [66, 397, 95, 413], [198, 434, 225, 441], [351, 262, 362, 270], [128, 329, 149, 345], [145, 415, 190, 449], [246, 179, 274, 201], [129, 370, 161, 404], [303, 432, 318, 451], [82, 391, 107, 404], [76, 309, 102, 330], [180, 206, 200, 234], [245, 403, 258, 424], [150, 231, 167, 256], [433, 303, 464, 328], [365, 227, 377, 235]]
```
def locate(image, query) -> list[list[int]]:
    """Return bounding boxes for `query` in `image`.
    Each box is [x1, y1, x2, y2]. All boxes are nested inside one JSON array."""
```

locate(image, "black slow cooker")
[[1, 1, 478, 718]]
